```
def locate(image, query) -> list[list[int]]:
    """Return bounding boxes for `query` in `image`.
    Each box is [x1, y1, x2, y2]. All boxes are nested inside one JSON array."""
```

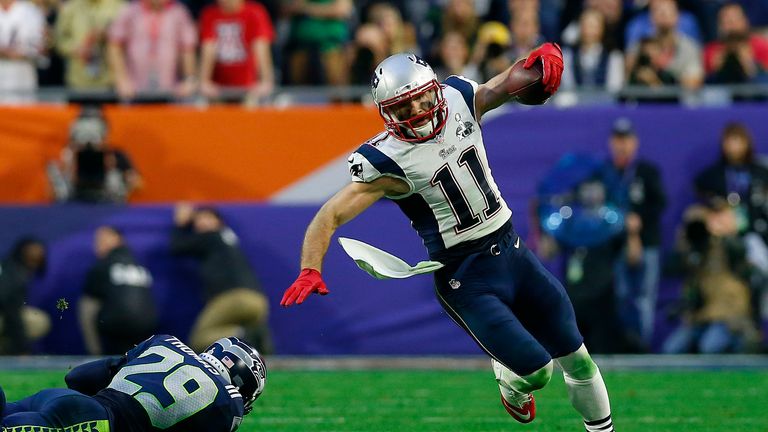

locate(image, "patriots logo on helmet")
[[411, 55, 429, 67]]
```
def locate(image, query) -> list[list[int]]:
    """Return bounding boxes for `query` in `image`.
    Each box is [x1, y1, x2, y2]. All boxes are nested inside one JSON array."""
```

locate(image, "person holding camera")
[[79, 226, 157, 355], [625, 0, 703, 91], [704, 2, 768, 84], [663, 201, 762, 354], [48, 107, 143, 203], [0, 237, 51, 354], [171, 204, 272, 354]]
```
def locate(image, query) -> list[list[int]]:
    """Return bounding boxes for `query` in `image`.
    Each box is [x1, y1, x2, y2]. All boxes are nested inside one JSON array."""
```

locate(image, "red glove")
[[280, 268, 329, 306], [523, 42, 564, 94]]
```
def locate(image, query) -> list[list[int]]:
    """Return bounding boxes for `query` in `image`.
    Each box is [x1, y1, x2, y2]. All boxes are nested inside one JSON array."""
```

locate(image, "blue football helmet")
[[200, 337, 266, 414]]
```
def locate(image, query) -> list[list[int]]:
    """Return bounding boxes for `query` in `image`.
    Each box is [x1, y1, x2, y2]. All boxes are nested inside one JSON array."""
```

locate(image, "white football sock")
[[556, 345, 613, 430]]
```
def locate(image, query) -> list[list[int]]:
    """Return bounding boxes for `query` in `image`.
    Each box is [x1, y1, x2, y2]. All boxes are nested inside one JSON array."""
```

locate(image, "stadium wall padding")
[[0, 105, 383, 203], [1, 104, 768, 354]]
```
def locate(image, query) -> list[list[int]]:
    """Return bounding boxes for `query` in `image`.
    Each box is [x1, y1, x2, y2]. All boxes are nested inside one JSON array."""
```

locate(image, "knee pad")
[[521, 361, 553, 391], [556, 345, 598, 380]]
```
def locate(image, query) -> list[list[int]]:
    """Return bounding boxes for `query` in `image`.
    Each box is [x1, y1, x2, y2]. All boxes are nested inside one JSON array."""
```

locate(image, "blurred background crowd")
[[0, 0, 767, 104], [1, 0, 768, 358]]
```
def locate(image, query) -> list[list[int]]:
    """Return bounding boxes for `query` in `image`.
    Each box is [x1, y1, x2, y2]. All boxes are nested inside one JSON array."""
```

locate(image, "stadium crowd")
[[0, 0, 767, 102]]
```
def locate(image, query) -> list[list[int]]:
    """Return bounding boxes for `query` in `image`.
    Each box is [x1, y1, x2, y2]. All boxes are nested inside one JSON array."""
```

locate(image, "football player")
[[281, 45, 616, 431], [0, 335, 265, 432]]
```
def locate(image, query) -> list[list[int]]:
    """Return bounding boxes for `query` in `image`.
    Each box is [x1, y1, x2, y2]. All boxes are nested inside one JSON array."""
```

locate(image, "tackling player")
[[281, 45, 616, 432], [0, 335, 266, 432]]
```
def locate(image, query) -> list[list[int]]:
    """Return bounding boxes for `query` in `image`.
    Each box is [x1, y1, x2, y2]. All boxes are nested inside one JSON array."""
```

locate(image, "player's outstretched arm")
[[280, 177, 407, 306], [474, 42, 563, 120]]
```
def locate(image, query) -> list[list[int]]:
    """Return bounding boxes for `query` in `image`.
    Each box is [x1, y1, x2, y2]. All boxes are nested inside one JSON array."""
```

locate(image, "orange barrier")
[[0, 105, 383, 203]]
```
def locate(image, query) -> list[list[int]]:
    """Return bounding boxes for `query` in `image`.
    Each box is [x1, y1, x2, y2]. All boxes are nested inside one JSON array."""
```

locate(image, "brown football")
[[507, 59, 551, 105]]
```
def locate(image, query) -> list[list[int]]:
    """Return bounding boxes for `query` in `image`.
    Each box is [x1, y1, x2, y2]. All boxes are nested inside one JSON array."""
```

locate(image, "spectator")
[[440, 0, 478, 44], [55, 0, 124, 90], [0, 0, 44, 104], [695, 122, 768, 244], [561, 8, 625, 92], [663, 202, 761, 354], [470, 21, 512, 81], [79, 226, 157, 355], [199, 0, 275, 105], [284, 0, 353, 86], [626, 35, 678, 90], [171, 204, 272, 353], [536, 177, 627, 354], [433, 31, 481, 82], [598, 118, 666, 351], [625, 0, 703, 48], [348, 23, 387, 85], [506, 5, 544, 61], [367, 2, 417, 56], [107, 0, 197, 100], [561, 0, 627, 51], [626, 0, 704, 90], [348, 2, 417, 85], [48, 107, 142, 203], [704, 2, 768, 84], [534, 154, 628, 353], [0, 237, 51, 355], [32, 0, 65, 87]]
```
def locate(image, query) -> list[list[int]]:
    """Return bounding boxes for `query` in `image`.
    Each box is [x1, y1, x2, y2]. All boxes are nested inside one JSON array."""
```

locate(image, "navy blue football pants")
[[434, 228, 583, 376], [1, 388, 111, 432]]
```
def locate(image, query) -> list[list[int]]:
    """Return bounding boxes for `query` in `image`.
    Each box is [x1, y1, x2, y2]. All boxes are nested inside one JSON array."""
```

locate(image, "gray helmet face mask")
[[371, 53, 447, 142]]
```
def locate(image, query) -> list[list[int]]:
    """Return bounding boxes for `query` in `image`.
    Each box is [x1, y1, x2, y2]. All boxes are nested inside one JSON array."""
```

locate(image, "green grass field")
[[2, 369, 767, 431]]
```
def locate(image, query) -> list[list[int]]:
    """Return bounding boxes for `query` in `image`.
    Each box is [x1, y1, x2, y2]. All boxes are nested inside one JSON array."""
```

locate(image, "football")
[[507, 59, 551, 105]]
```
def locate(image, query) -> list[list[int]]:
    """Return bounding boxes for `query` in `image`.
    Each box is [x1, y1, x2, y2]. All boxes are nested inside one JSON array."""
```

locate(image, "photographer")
[[49, 107, 142, 203], [79, 226, 157, 355], [663, 202, 762, 354], [628, 36, 677, 87], [704, 3, 768, 85]]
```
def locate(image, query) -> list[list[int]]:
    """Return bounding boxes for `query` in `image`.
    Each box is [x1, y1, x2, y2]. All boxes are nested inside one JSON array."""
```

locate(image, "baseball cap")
[[611, 117, 635, 136]]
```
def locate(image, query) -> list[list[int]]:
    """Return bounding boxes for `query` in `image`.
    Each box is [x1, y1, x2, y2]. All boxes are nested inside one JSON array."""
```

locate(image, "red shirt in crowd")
[[199, 1, 274, 86], [703, 34, 768, 75]]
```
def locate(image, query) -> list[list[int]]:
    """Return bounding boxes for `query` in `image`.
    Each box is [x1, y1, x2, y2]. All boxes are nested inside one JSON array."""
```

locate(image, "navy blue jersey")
[[96, 335, 244, 432]]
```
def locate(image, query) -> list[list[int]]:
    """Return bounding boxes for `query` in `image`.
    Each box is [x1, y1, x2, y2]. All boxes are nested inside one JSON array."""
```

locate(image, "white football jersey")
[[348, 76, 512, 259]]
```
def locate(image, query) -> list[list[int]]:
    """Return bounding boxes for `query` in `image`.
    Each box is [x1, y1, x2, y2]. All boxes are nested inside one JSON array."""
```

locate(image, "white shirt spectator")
[[0, 0, 44, 103]]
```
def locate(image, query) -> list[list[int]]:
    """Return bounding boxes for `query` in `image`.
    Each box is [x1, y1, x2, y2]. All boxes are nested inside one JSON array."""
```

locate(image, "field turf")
[[1, 369, 767, 431]]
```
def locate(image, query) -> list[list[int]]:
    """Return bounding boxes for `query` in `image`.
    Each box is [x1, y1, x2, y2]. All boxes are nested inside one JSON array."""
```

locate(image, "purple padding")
[[2, 104, 767, 354], [0, 203, 472, 355]]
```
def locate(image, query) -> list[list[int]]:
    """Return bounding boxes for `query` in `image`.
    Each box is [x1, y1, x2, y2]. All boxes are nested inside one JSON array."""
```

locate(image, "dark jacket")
[[0, 258, 32, 354], [84, 246, 157, 335], [602, 159, 667, 247], [171, 226, 260, 299]]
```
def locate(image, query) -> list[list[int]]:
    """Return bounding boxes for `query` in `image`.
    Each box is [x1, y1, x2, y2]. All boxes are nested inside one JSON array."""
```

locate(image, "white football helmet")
[[371, 53, 448, 142]]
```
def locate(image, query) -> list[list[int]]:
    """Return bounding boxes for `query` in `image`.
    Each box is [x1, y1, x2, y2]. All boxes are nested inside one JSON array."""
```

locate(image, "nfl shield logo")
[[449, 279, 461, 289]]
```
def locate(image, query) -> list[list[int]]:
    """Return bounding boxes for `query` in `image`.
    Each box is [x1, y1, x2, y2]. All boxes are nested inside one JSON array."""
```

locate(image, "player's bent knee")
[[521, 361, 553, 391], [557, 345, 598, 380]]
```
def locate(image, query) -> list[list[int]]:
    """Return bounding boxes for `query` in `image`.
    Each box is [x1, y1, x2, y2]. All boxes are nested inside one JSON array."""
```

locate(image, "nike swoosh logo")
[[515, 410, 531, 421], [514, 237, 520, 248]]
